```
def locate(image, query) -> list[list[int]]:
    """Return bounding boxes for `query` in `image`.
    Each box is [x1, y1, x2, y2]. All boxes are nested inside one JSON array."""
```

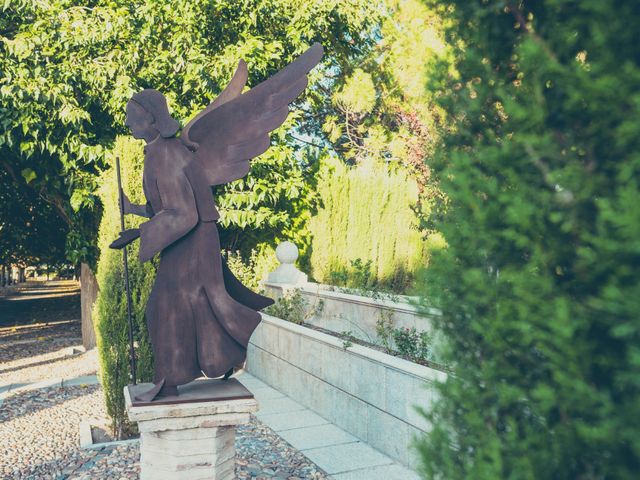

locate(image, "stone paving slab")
[[302, 442, 394, 475], [277, 423, 359, 451], [256, 408, 330, 431], [255, 395, 308, 415], [331, 463, 422, 480], [237, 371, 421, 479], [251, 386, 288, 400]]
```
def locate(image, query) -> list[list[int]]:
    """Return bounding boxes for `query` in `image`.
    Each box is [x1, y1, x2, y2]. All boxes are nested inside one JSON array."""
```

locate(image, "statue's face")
[[125, 101, 158, 141]]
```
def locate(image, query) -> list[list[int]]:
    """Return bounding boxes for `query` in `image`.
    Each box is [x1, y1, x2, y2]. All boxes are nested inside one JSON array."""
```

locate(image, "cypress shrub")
[[417, 1, 640, 478], [93, 136, 156, 437], [310, 156, 435, 293]]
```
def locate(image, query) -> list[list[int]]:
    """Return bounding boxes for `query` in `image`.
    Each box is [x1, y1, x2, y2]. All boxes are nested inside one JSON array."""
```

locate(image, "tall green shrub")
[[93, 136, 156, 437], [418, 1, 640, 478], [310, 156, 436, 292]]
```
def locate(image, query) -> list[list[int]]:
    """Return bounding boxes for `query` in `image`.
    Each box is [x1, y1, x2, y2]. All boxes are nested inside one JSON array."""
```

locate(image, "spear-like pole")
[[116, 156, 137, 385]]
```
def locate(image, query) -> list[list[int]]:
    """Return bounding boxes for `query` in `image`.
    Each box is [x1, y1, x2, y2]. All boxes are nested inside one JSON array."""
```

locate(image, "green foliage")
[[309, 156, 435, 293], [93, 136, 155, 437], [340, 330, 356, 349], [222, 244, 278, 292], [327, 258, 375, 291], [391, 327, 432, 364], [0, 168, 66, 267], [417, 1, 640, 478], [375, 312, 433, 364], [264, 288, 325, 325], [320, 0, 451, 222], [333, 68, 377, 114], [0, 0, 383, 264], [264, 289, 308, 325]]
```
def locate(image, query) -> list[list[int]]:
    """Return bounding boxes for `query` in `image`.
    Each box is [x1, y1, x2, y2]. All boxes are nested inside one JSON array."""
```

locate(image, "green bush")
[[375, 313, 434, 364], [310, 156, 437, 293], [222, 244, 278, 292], [263, 288, 322, 325], [93, 136, 156, 437], [417, 1, 640, 479]]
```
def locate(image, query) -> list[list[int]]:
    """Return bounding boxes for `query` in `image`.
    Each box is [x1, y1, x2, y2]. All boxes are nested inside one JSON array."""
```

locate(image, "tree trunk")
[[81, 263, 99, 350]]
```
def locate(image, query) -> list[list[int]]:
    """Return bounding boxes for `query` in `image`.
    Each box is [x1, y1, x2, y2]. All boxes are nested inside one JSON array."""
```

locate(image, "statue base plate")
[[127, 378, 253, 407]]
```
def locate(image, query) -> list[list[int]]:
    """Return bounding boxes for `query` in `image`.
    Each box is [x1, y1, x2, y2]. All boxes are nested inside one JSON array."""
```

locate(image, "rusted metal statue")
[[110, 43, 323, 402]]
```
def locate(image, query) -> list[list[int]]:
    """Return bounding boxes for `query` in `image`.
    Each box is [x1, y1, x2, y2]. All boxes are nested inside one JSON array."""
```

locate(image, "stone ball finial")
[[268, 241, 307, 285], [276, 241, 298, 265]]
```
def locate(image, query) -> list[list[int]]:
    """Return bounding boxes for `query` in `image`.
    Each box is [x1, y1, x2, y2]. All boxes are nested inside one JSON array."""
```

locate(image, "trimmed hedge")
[[310, 156, 438, 293], [417, 1, 640, 478], [93, 136, 156, 437]]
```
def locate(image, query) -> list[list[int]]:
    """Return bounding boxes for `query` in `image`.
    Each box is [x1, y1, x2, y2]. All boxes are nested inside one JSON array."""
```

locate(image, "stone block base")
[[125, 382, 258, 480]]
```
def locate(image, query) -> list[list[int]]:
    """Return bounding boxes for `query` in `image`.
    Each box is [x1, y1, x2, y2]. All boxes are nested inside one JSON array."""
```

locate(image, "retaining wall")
[[246, 314, 447, 470]]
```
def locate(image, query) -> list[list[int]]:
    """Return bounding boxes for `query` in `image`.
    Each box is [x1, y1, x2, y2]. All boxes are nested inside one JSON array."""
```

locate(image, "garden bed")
[[263, 281, 443, 360], [264, 281, 445, 365], [246, 313, 447, 471]]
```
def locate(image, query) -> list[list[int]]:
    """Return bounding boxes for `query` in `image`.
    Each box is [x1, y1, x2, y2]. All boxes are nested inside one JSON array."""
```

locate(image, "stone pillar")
[[125, 388, 258, 480]]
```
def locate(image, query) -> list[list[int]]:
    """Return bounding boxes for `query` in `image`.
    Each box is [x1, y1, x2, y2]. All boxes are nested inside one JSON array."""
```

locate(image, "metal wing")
[[181, 59, 248, 148], [180, 43, 323, 186]]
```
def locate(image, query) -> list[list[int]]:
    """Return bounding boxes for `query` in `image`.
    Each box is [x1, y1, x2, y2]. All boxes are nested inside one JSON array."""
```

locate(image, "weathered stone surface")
[[124, 388, 258, 422], [126, 390, 258, 480], [246, 314, 445, 470]]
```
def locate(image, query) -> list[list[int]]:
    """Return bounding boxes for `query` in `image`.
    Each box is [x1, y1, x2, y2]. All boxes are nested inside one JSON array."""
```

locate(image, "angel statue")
[[109, 43, 323, 401]]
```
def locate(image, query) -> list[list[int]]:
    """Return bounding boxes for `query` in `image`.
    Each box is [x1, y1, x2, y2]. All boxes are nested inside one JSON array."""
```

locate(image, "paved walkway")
[[237, 371, 420, 480]]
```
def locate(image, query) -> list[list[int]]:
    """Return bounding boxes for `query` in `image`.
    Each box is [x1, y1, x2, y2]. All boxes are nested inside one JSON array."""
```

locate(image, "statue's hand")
[[121, 191, 133, 214], [109, 228, 140, 249]]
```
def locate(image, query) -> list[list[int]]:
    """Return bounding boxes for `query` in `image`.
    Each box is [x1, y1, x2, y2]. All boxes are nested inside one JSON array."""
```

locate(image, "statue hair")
[[129, 89, 180, 138]]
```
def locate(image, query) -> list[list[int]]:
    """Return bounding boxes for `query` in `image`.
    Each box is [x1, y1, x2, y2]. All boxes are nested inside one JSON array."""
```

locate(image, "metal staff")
[[116, 156, 137, 385]]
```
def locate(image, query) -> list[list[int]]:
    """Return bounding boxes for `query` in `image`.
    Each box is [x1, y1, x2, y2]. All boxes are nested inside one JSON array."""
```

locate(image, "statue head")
[[126, 89, 180, 142]]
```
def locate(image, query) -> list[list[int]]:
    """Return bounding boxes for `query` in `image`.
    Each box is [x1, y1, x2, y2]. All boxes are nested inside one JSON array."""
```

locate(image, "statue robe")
[[138, 137, 272, 387]]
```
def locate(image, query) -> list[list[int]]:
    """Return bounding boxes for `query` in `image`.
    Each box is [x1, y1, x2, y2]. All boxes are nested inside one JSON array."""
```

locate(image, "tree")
[[0, 167, 66, 269], [0, 0, 383, 264], [417, 1, 640, 478], [302, 0, 451, 287]]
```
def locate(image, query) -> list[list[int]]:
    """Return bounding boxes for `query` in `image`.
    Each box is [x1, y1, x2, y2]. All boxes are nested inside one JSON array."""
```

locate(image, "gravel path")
[[0, 318, 97, 388], [1, 384, 327, 479], [1, 281, 326, 479], [0, 280, 94, 388], [1, 385, 106, 479]]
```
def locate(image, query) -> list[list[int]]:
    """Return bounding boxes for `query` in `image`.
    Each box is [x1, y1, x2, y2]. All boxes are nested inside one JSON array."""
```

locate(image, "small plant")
[[392, 327, 433, 364], [223, 245, 278, 292], [329, 259, 404, 301], [341, 330, 356, 349], [375, 310, 394, 354], [375, 310, 434, 364], [264, 289, 307, 324], [265, 287, 325, 325]]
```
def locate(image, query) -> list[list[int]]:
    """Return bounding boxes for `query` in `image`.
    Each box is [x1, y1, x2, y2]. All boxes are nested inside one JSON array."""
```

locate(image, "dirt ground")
[[0, 280, 81, 327]]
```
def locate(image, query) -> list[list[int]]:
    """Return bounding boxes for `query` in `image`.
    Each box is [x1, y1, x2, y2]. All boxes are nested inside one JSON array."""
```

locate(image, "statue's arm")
[[122, 191, 152, 218], [138, 166, 198, 263]]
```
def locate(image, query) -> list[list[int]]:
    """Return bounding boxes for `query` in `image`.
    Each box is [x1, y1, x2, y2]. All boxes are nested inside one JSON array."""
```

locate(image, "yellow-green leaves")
[[20, 168, 36, 183], [333, 68, 377, 114]]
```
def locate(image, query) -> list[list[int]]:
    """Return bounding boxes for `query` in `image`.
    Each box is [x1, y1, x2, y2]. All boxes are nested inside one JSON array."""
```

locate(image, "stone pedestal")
[[124, 380, 258, 480]]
